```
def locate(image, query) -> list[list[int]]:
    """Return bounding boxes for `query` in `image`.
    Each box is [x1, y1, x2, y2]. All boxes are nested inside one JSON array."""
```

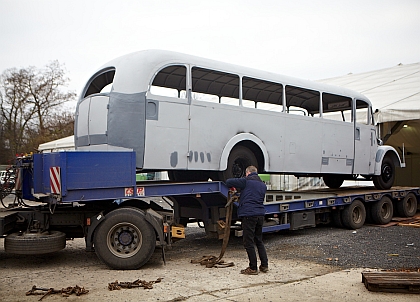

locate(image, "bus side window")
[[285, 86, 319, 116], [322, 93, 352, 122], [242, 77, 283, 112], [150, 65, 187, 98], [192, 67, 239, 105]]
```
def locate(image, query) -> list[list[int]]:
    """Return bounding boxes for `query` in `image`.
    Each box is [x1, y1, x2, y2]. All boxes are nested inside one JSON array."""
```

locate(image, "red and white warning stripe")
[[50, 167, 61, 195]]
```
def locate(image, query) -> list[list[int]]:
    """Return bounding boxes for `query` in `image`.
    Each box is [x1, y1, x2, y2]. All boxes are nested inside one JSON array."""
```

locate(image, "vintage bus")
[[75, 50, 402, 189]]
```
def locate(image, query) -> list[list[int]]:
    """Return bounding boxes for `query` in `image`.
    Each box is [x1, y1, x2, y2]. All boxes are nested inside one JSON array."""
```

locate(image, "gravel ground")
[[263, 224, 420, 269], [177, 219, 420, 270]]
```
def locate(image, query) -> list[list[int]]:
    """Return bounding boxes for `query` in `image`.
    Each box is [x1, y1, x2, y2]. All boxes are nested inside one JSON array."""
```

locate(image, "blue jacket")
[[225, 172, 267, 217]]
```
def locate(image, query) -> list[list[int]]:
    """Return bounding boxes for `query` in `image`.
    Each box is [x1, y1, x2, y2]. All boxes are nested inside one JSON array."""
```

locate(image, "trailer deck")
[[1, 151, 418, 270]]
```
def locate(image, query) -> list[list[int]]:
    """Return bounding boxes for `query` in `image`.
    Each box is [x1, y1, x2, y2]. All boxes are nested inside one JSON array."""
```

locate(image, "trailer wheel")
[[4, 231, 66, 254], [93, 208, 156, 270], [396, 193, 418, 217], [373, 155, 395, 190], [341, 200, 366, 229], [370, 196, 393, 225], [331, 210, 343, 228], [323, 174, 344, 189]]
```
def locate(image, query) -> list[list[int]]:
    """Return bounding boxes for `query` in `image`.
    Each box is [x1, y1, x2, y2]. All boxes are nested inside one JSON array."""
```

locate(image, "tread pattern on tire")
[[370, 196, 393, 225], [5, 231, 66, 254], [341, 200, 366, 230], [396, 192, 418, 217], [93, 207, 156, 270]]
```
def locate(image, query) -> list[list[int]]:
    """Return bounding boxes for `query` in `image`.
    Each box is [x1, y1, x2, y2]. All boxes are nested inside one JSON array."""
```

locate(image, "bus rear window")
[[83, 68, 115, 98]]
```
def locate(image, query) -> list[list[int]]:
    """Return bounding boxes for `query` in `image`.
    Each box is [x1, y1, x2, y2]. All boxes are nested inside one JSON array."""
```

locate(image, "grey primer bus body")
[[75, 50, 402, 189]]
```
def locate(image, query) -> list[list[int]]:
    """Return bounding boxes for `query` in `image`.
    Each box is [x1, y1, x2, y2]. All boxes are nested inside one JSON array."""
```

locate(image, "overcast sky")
[[1, 0, 419, 108]]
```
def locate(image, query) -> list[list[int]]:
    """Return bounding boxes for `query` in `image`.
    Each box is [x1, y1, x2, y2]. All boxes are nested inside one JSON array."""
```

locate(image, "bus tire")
[[168, 170, 209, 182], [373, 155, 395, 190], [396, 193, 418, 217], [370, 196, 393, 225], [341, 200, 366, 229], [219, 146, 258, 180], [323, 174, 344, 189], [93, 207, 156, 270], [5, 231, 66, 254]]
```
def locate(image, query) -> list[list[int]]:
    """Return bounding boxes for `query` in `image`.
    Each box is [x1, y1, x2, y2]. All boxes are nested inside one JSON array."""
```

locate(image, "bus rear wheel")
[[218, 146, 258, 181], [323, 174, 344, 189], [168, 170, 210, 182], [373, 156, 395, 190]]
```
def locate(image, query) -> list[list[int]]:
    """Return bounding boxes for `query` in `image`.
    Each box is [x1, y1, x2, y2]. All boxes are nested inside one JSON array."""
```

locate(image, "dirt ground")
[[1, 223, 419, 302]]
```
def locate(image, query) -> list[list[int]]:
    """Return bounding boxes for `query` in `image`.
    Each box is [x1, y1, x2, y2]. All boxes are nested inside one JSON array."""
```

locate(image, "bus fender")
[[219, 133, 269, 171], [374, 146, 403, 175]]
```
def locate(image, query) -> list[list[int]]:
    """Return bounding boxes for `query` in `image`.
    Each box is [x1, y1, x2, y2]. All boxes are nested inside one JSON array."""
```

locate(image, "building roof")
[[318, 62, 420, 123]]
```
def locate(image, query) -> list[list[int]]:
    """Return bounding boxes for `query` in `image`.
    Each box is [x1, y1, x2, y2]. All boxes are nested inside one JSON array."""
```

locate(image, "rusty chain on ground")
[[108, 278, 163, 290], [191, 190, 237, 268], [25, 285, 89, 301], [25, 278, 163, 300]]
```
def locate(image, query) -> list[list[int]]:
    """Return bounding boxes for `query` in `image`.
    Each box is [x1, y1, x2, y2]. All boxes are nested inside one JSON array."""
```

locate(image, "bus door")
[[75, 94, 109, 148], [353, 100, 376, 174], [187, 67, 241, 171], [144, 65, 190, 170]]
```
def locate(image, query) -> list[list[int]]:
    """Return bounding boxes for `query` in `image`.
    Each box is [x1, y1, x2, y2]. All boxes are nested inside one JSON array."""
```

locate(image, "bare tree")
[[0, 61, 76, 162], [27, 110, 75, 151]]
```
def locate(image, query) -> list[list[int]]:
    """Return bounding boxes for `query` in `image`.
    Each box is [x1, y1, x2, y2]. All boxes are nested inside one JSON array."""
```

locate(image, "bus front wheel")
[[373, 156, 395, 190]]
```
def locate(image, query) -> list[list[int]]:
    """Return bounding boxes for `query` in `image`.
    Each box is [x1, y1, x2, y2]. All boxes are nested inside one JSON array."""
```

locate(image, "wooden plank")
[[398, 220, 420, 228], [362, 271, 420, 294]]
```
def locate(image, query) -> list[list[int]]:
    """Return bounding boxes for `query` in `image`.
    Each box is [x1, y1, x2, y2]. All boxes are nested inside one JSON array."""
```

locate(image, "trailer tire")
[[4, 231, 66, 254], [371, 196, 393, 225], [373, 155, 395, 190], [331, 210, 343, 228], [93, 207, 156, 270], [396, 193, 418, 217], [341, 200, 366, 229]]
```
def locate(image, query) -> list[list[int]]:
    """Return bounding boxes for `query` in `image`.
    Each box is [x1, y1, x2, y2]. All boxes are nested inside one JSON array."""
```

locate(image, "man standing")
[[226, 166, 268, 275]]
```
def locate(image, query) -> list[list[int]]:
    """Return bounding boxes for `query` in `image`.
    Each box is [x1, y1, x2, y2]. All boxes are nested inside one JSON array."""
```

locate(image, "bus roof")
[[86, 49, 370, 104]]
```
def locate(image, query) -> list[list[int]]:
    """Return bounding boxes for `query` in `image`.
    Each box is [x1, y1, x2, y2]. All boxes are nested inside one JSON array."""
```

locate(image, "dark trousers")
[[241, 216, 268, 270]]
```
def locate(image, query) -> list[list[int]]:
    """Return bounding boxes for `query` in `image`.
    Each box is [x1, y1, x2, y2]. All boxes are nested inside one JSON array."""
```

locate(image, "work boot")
[[259, 265, 268, 273], [240, 267, 258, 275]]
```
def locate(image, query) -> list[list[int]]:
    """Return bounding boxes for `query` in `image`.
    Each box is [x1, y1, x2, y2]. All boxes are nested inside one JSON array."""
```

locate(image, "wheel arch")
[[374, 146, 403, 175], [219, 133, 268, 172]]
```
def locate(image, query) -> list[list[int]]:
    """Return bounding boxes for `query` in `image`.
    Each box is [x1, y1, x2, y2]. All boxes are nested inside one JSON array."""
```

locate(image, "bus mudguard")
[[219, 133, 269, 171]]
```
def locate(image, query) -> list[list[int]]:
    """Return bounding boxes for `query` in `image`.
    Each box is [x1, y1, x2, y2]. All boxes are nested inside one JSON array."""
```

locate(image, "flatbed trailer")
[[0, 151, 419, 270]]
